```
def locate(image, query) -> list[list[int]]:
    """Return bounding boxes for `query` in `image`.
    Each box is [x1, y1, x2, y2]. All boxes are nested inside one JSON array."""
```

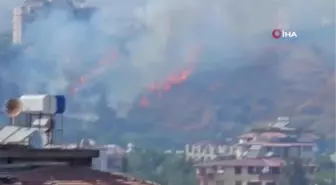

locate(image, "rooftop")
[[195, 158, 285, 167], [0, 145, 99, 159], [246, 142, 315, 147], [5, 166, 159, 185]]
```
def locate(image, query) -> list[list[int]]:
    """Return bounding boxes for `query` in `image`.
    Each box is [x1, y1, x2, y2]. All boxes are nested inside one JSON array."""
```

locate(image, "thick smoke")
[[0, 0, 335, 119], [0, 0, 25, 32]]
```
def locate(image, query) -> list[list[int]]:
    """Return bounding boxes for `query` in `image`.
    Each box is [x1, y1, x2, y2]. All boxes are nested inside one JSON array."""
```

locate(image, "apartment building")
[[185, 139, 238, 162], [185, 142, 234, 161], [194, 117, 318, 185], [195, 157, 316, 185]]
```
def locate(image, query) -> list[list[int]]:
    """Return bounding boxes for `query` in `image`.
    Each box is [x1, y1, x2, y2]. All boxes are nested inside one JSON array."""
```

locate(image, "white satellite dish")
[[262, 166, 270, 174], [217, 167, 224, 174], [266, 151, 274, 157]]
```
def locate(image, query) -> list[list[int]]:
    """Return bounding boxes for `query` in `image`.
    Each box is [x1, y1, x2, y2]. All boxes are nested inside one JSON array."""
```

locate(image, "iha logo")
[[272, 29, 298, 39]]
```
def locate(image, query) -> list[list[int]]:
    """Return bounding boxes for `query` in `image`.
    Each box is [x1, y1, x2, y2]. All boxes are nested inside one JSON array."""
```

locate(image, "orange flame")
[[139, 96, 150, 108], [148, 68, 193, 93], [139, 44, 203, 108], [70, 51, 118, 94]]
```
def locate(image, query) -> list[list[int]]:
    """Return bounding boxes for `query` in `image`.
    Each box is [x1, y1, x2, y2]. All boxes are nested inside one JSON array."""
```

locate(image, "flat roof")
[[195, 158, 285, 167], [0, 146, 99, 159], [247, 142, 315, 147], [10, 166, 158, 185]]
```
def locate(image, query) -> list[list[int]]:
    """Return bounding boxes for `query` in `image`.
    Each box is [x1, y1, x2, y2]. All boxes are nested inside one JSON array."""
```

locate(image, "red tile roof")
[[11, 166, 158, 185], [195, 158, 285, 167], [259, 132, 288, 139], [239, 132, 288, 141], [238, 132, 258, 139], [248, 141, 315, 147]]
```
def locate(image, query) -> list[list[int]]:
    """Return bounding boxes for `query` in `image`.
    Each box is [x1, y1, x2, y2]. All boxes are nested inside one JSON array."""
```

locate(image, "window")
[[246, 149, 259, 158], [217, 166, 225, 173], [273, 147, 283, 156], [309, 167, 316, 174], [235, 181, 242, 185], [248, 166, 258, 174], [247, 182, 261, 185], [216, 180, 225, 185], [107, 158, 120, 168], [234, 167, 242, 174], [303, 146, 313, 152], [271, 167, 280, 174], [265, 182, 276, 185]]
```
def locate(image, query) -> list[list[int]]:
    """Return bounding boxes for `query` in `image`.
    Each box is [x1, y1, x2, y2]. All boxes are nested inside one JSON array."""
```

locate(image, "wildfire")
[[148, 68, 193, 93], [139, 96, 150, 107], [139, 44, 203, 108], [70, 51, 118, 94]]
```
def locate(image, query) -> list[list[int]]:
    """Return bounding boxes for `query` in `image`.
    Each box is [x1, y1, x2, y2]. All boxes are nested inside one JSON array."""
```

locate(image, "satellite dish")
[[4, 99, 22, 118], [266, 151, 274, 157], [79, 138, 96, 148], [262, 166, 270, 174], [217, 167, 224, 174]]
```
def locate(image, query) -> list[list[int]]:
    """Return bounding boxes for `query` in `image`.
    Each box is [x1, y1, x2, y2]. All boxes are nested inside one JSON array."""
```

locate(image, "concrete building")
[[194, 117, 318, 185], [235, 117, 317, 161], [0, 94, 158, 185], [78, 139, 127, 173], [42, 139, 128, 173], [0, 165, 159, 185], [194, 157, 316, 185], [12, 0, 96, 44], [185, 141, 237, 161]]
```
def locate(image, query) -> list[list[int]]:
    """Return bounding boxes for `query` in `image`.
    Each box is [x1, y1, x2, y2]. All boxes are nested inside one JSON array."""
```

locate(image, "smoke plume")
[[0, 0, 334, 119]]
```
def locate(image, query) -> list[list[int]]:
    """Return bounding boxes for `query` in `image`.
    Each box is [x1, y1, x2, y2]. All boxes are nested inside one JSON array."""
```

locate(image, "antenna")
[[272, 116, 290, 128]]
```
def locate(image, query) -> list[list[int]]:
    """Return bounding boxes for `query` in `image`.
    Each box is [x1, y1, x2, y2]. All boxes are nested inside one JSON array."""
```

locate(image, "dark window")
[[235, 181, 242, 185], [199, 168, 205, 175], [310, 167, 315, 174], [234, 167, 242, 174], [303, 146, 313, 152], [107, 158, 120, 168], [248, 166, 257, 174], [283, 147, 289, 157], [247, 182, 261, 185], [271, 167, 280, 174]]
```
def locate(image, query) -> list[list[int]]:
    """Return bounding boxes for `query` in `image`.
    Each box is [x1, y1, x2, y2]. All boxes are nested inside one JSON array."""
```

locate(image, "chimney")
[[13, 7, 24, 44]]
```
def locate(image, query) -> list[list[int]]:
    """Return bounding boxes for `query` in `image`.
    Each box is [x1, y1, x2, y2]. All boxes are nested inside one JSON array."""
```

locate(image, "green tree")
[[278, 159, 309, 185], [126, 150, 197, 185]]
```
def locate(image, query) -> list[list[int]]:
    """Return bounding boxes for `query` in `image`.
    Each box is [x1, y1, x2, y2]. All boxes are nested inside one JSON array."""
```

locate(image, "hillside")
[[127, 41, 335, 140], [0, 24, 334, 148]]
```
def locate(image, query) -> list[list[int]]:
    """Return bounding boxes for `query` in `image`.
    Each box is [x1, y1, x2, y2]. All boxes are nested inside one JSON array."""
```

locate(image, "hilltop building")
[[185, 140, 237, 162], [78, 138, 128, 173], [194, 117, 318, 185], [12, 0, 96, 44]]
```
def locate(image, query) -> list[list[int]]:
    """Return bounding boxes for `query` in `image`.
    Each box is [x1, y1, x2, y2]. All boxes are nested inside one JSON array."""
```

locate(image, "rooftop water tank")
[[55, 95, 66, 114], [19, 94, 66, 114]]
